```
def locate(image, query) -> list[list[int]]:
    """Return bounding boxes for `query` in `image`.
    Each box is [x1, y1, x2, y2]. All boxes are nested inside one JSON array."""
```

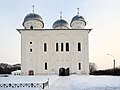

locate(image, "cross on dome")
[[60, 11, 62, 19], [77, 8, 79, 15], [32, 5, 35, 13]]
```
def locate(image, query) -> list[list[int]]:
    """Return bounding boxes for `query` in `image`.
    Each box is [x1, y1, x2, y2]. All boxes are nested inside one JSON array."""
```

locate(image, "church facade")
[[17, 9, 91, 76]]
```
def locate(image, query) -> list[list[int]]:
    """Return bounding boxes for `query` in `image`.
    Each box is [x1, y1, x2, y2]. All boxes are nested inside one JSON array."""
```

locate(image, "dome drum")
[[70, 20, 86, 29], [23, 20, 44, 29]]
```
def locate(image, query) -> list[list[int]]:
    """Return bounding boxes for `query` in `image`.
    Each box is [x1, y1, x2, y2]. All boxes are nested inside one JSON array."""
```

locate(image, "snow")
[[49, 77, 72, 90], [70, 75, 120, 90], [49, 75, 120, 90], [0, 75, 120, 90], [0, 75, 49, 83]]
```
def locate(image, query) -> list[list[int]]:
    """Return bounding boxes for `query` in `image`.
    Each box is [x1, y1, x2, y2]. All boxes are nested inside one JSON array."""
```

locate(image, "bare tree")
[[89, 62, 97, 73]]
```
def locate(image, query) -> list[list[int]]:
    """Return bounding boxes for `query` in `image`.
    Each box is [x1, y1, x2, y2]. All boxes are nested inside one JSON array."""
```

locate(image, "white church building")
[[17, 9, 91, 76]]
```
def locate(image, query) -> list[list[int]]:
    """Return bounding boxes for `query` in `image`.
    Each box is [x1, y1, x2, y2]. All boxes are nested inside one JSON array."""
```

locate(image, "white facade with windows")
[[18, 10, 91, 76]]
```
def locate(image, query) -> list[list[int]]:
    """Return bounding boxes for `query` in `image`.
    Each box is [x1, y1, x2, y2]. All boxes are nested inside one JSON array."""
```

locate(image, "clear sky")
[[0, 0, 120, 70]]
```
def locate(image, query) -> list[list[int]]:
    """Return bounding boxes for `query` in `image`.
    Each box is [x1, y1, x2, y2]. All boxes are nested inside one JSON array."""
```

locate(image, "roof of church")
[[24, 13, 43, 21], [71, 15, 84, 21], [52, 19, 69, 29], [23, 13, 43, 25], [70, 15, 86, 26]]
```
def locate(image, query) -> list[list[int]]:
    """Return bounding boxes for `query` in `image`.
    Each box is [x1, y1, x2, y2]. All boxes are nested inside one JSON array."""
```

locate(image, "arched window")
[[30, 49, 32, 52], [30, 26, 33, 29], [66, 43, 69, 51], [61, 43, 64, 51], [78, 63, 81, 70], [30, 42, 32, 44], [44, 43, 47, 52], [56, 43, 58, 51], [78, 42, 81, 51], [45, 62, 47, 70]]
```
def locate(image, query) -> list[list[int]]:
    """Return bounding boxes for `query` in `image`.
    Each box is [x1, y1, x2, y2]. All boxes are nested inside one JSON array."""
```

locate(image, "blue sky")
[[0, 0, 120, 69]]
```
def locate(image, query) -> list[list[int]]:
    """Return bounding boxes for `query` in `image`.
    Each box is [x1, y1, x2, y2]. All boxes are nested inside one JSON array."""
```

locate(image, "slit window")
[[78, 63, 81, 70], [78, 42, 81, 51], [30, 49, 32, 52], [45, 62, 47, 70], [66, 43, 69, 51], [44, 43, 47, 52], [56, 43, 59, 51], [61, 43, 64, 51]]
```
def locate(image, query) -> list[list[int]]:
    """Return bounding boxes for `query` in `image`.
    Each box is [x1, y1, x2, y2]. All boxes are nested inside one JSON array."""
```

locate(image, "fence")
[[0, 74, 9, 77], [0, 80, 49, 89]]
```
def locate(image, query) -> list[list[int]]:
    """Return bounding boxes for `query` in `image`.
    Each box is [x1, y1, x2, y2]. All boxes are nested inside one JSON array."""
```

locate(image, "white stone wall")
[[54, 26, 69, 29], [20, 29, 90, 75]]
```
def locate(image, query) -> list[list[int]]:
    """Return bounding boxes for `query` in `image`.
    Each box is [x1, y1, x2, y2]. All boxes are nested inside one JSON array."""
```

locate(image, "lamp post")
[[107, 54, 115, 75]]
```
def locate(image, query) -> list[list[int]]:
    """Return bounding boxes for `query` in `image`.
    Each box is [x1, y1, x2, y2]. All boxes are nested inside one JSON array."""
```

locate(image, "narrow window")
[[66, 43, 69, 51], [78, 63, 81, 70], [30, 42, 32, 44], [78, 42, 81, 51], [30, 49, 32, 52], [30, 26, 33, 29], [45, 62, 47, 70], [61, 43, 64, 51], [56, 43, 58, 51], [44, 43, 47, 52]]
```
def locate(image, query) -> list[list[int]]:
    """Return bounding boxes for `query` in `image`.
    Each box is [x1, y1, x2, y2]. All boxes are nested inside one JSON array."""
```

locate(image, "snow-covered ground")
[[49, 75, 120, 90], [0, 75, 120, 90]]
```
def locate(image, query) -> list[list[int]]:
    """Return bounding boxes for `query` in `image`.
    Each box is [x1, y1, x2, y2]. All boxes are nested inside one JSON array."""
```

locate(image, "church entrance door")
[[59, 68, 65, 76], [59, 67, 70, 76], [65, 68, 70, 76]]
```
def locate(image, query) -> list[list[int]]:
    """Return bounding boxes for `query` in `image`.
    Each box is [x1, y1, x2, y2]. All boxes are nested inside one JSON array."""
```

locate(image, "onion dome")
[[23, 13, 44, 28], [70, 8, 87, 29], [70, 15, 86, 27], [52, 12, 69, 29], [70, 15, 86, 26], [52, 19, 69, 29]]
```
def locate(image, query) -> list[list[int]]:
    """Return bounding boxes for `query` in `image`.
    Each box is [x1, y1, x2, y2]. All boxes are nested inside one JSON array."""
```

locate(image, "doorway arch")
[[30, 26, 33, 29], [59, 68, 65, 76], [65, 68, 70, 76], [59, 67, 70, 76]]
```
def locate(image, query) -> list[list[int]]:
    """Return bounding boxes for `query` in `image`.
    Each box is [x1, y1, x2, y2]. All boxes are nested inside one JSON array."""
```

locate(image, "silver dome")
[[23, 13, 44, 27], [70, 15, 86, 26], [52, 19, 69, 29]]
